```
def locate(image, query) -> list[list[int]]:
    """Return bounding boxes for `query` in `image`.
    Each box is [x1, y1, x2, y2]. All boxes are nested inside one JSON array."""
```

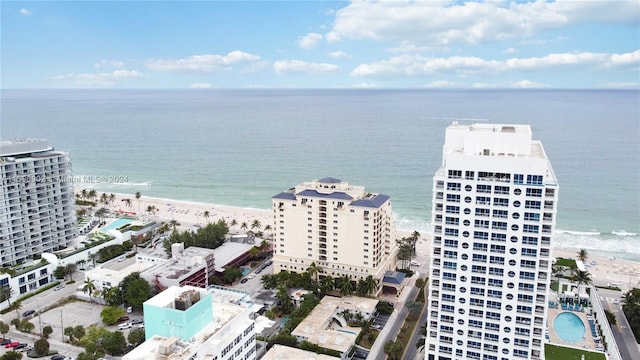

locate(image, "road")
[[403, 284, 428, 360], [599, 288, 640, 360]]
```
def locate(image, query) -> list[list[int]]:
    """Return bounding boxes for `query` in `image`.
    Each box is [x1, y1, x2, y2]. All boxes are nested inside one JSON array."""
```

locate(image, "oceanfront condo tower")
[[0, 139, 77, 266], [272, 177, 397, 289], [426, 123, 559, 360]]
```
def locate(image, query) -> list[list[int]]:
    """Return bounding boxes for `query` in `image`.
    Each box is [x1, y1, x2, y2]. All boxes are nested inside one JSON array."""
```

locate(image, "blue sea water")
[[1, 89, 639, 260]]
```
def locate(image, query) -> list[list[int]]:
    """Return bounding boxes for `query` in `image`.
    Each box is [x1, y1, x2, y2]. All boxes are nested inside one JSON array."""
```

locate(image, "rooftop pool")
[[100, 218, 133, 232], [553, 312, 586, 343]]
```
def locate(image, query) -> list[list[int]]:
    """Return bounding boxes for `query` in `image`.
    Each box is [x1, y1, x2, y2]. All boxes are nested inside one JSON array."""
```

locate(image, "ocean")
[[1, 89, 639, 261]]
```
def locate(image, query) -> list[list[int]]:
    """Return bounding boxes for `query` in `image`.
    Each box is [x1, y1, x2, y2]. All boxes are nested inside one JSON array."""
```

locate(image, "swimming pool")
[[553, 312, 586, 343], [101, 218, 133, 232]]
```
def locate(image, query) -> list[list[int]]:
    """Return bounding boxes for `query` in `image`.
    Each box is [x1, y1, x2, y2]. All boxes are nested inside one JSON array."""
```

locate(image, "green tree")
[[19, 320, 35, 333], [240, 222, 248, 233], [82, 278, 97, 303], [127, 328, 146, 347], [53, 266, 67, 280], [101, 306, 126, 325], [65, 263, 77, 281], [249, 247, 260, 261], [276, 285, 293, 313], [260, 274, 278, 289], [0, 351, 23, 360], [0, 321, 9, 338], [384, 340, 404, 360], [95, 207, 108, 225], [0, 285, 13, 307], [123, 278, 152, 310], [72, 325, 85, 341], [415, 323, 427, 352], [356, 279, 368, 297], [11, 301, 22, 320], [102, 286, 123, 306], [622, 288, 640, 342], [396, 238, 413, 270], [203, 210, 210, 223], [365, 275, 379, 295], [33, 338, 49, 356], [64, 326, 75, 343], [222, 267, 243, 284], [230, 219, 238, 232], [42, 325, 53, 339], [102, 330, 127, 355]]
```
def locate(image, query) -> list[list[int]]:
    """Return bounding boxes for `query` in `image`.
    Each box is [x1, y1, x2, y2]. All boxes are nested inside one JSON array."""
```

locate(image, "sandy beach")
[[78, 190, 640, 289]]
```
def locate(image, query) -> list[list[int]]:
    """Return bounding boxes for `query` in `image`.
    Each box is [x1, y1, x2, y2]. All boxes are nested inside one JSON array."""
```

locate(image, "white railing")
[[590, 286, 622, 360]]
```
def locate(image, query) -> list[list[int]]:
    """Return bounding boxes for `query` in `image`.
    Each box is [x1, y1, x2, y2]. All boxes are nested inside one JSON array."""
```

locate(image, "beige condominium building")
[[426, 122, 559, 360], [272, 177, 397, 287]]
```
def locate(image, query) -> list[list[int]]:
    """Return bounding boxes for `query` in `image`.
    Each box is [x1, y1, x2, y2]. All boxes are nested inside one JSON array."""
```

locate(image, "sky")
[[1, 0, 639, 89]]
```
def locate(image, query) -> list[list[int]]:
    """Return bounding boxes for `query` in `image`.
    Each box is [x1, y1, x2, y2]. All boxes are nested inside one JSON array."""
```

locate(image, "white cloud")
[[503, 48, 518, 54], [351, 50, 640, 77], [297, 32, 324, 49], [94, 60, 125, 68], [19, 9, 31, 16], [326, 51, 350, 59], [274, 59, 339, 75], [351, 82, 377, 88], [325, 31, 341, 43], [240, 60, 270, 74], [513, 80, 550, 88], [52, 70, 143, 87], [604, 81, 639, 89], [146, 51, 260, 72], [330, 1, 639, 49], [189, 83, 212, 89]]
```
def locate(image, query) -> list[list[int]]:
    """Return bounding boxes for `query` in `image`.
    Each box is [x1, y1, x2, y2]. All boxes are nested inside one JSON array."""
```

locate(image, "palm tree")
[[240, 222, 248, 234], [80, 189, 88, 200], [339, 275, 354, 296], [571, 269, 593, 286], [276, 285, 293, 313], [320, 275, 334, 295], [95, 207, 108, 225], [251, 219, 261, 232], [356, 279, 368, 297], [263, 224, 272, 238], [169, 219, 180, 231], [12, 300, 22, 319], [260, 274, 279, 289], [123, 198, 132, 208], [203, 211, 210, 223], [135, 192, 142, 214], [258, 240, 270, 258], [158, 222, 170, 235], [230, 219, 238, 232], [0, 285, 14, 307], [88, 252, 97, 267], [76, 259, 87, 270], [249, 247, 260, 261], [397, 241, 413, 270], [364, 275, 379, 295], [88, 189, 97, 203], [416, 323, 427, 352], [306, 262, 322, 284], [100, 193, 108, 205], [83, 279, 97, 303], [577, 249, 589, 262], [109, 193, 116, 206]]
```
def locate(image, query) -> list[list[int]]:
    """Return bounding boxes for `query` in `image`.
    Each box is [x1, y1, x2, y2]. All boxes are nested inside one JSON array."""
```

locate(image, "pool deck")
[[547, 306, 598, 351]]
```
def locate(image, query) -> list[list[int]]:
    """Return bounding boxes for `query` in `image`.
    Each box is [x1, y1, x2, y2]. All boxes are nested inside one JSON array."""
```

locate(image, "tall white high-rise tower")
[[0, 139, 77, 266], [426, 122, 558, 360]]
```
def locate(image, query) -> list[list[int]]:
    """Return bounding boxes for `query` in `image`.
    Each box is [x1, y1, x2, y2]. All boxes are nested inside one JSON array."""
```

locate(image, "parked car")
[[18, 346, 32, 352], [255, 268, 262, 274], [410, 260, 420, 266], [22, 310, 36, 317], [118, 257, 126, 262], [54, 284, 65, 291], [118, 322, 132, 330], [266, 260, 273, 266], [5, 341, 20, 348], [240, 278, 248, 284], [0, 339, 12, 345], [131, 318, 143, 324], [117, 316, 130, 323], [51, 355, 66, 360], [14, 343, 28, 350]]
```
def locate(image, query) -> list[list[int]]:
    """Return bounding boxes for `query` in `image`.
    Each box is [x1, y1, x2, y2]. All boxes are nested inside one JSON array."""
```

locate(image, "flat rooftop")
[[262, 344, 339, 360], [84, 261, 156, 286], [291, 295, 378, 354], [0, 138, 54, 157]]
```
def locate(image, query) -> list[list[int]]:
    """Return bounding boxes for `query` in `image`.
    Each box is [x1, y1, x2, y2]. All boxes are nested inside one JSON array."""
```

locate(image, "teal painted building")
[[143, 286, 213, 341]]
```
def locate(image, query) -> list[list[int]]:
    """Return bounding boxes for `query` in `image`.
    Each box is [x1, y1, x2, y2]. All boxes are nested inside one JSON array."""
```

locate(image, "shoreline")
[[76, 190, 640, 288]]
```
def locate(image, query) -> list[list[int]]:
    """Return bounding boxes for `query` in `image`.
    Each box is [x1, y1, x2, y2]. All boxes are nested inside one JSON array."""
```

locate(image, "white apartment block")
[[426, 123, 558, 360], [0, 139, 76, 267], [125, 285, 257, 360], [272, 177, 397, 285]]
